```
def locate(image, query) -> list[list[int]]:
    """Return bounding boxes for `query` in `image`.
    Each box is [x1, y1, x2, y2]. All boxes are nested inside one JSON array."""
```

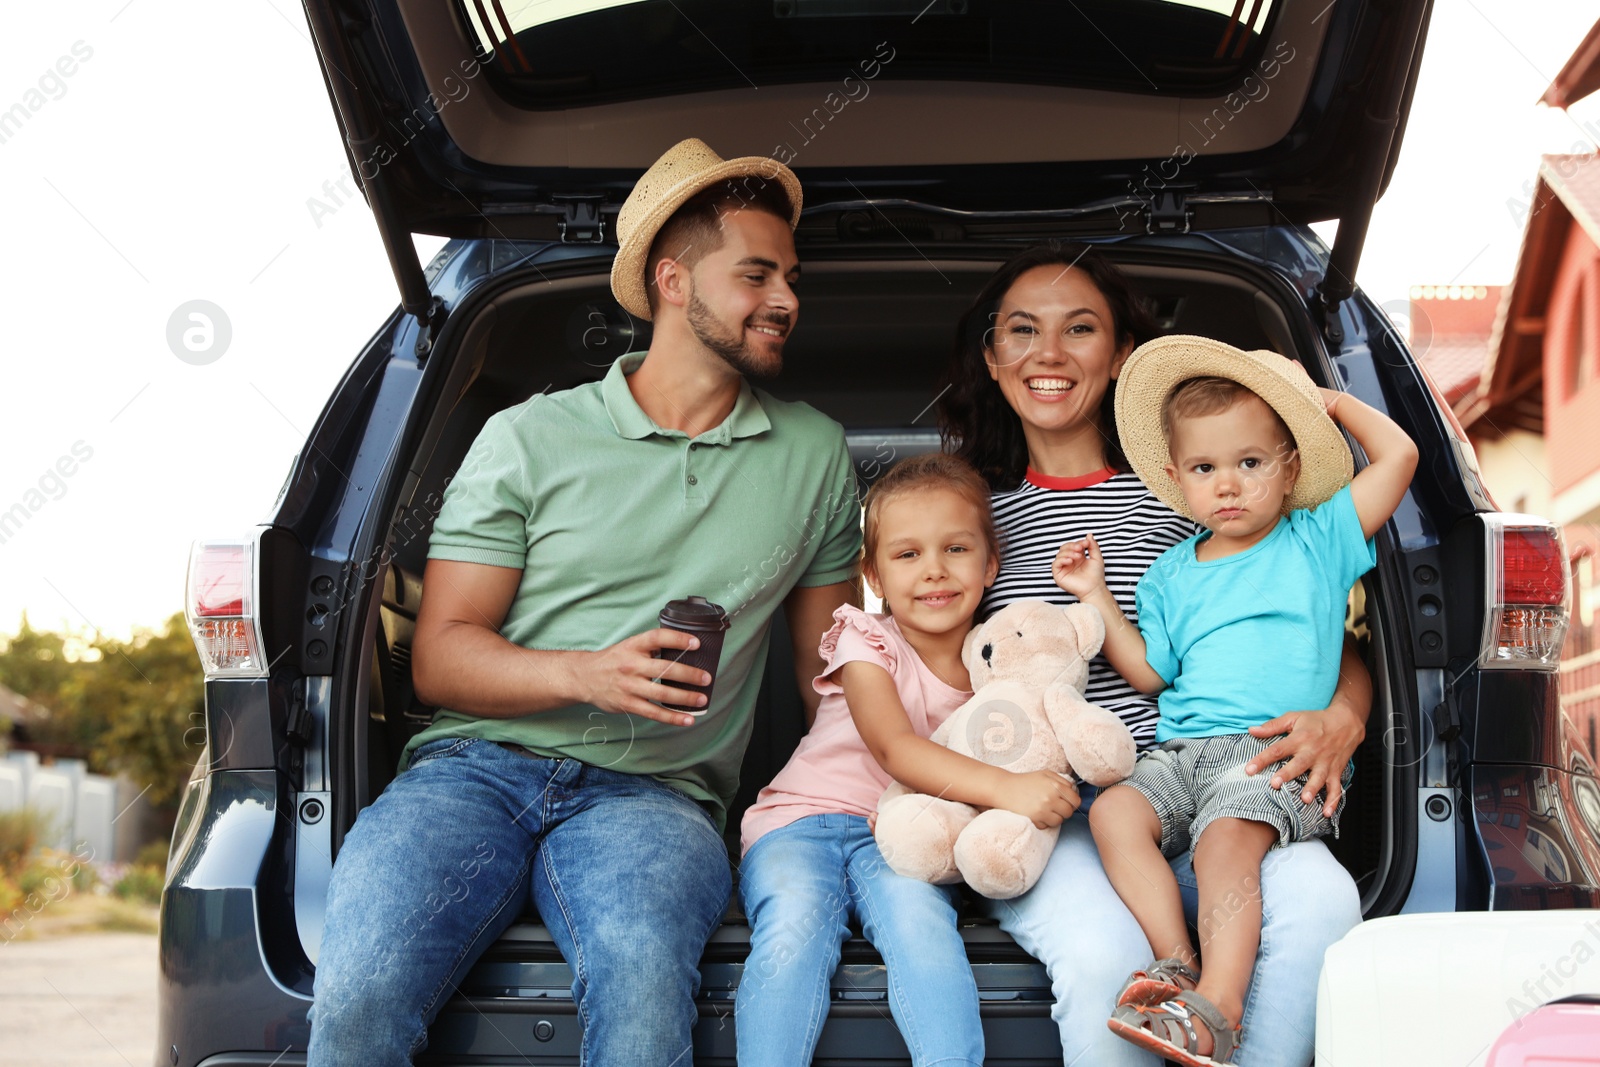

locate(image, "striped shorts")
[[1122, 732, 1354, 859]]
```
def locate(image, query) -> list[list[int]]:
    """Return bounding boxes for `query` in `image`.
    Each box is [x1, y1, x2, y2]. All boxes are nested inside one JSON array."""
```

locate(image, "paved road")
[[0, 933, 158, 1067]]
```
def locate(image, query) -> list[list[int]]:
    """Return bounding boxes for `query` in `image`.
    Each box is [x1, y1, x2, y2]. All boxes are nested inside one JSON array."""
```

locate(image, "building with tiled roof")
[[1459, 153, 1600, 523], [1409, 284, 1501, 406], [1456, 20, 1600, 758]]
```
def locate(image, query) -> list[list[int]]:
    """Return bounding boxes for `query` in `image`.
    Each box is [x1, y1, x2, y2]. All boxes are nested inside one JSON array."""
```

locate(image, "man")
[[307, 139, 861, 1066]]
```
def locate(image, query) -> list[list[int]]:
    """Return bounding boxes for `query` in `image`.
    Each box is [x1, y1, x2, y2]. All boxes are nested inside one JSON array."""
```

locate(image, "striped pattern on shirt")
[[981, 469, 1199, 751]]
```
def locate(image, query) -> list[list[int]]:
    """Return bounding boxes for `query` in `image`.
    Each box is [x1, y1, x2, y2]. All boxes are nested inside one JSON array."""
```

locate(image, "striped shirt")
[[982, 468, 1198, 750]]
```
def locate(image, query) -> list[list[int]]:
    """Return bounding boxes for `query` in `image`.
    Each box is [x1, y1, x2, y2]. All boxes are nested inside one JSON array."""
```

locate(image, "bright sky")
[[2, 1, 1598, 640]]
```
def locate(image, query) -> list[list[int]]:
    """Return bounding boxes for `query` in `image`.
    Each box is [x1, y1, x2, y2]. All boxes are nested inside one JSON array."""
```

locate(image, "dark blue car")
[[158, 1, 1600, 1063]]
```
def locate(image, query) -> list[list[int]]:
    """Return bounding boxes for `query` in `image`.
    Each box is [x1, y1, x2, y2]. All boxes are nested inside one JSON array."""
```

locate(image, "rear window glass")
[[456, 0, 1280, 108]]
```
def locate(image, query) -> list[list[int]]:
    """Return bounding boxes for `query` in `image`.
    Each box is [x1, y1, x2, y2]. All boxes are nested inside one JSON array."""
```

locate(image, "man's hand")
[[1052, 534, 1107, 600], [992, 769, 1082, 829], [579, 629, 713, 727], [1246, 700, 1365, 817], [414, 559, 709, 725]]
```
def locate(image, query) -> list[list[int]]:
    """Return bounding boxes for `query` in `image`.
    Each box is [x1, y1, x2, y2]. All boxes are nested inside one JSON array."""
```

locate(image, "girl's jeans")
[[983, 789, 1361, 1067], [736, 814, 984, 1067], [306, 737, 731, 1067]]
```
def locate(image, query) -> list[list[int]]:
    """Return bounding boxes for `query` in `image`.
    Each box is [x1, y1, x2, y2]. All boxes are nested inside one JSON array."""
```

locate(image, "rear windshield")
[[456, 0, 1281, 108]]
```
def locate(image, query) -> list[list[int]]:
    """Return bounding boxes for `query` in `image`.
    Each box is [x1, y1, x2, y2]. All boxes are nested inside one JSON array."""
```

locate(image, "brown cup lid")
[[660, 596, 730, 631]]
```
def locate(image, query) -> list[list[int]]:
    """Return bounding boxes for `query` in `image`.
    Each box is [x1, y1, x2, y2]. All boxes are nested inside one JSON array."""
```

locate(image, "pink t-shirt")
[[739, 605, 972, 855]]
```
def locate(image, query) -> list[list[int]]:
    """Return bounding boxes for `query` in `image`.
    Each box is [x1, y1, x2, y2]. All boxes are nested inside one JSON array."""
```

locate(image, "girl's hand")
[[1052, 534, 1106, 600], [993, 770, 1081, 829], [1316, 386, 1344, 419]]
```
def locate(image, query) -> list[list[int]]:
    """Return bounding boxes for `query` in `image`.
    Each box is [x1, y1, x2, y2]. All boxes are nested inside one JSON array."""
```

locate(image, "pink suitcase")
[[1486, 996, 1600, 1065]]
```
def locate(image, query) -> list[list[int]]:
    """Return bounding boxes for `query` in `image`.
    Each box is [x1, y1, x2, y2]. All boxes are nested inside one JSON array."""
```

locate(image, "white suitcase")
[[1316, 911, 1600, 1066]]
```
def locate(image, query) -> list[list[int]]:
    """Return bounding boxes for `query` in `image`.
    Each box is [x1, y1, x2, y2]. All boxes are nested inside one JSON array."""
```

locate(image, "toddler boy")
[[1051, 335, 1418, 1066]]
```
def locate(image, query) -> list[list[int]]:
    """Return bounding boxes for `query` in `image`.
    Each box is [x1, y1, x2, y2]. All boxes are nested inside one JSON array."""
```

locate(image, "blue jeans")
[[307, 738, 732, 1067], [984, 790, 1360, 1067], [736, 814, 983, 1067]]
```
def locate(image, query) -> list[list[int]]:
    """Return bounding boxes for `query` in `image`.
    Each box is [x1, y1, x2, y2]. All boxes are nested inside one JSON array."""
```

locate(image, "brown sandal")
[[1107, 990, 1242, 1066], [1116, 957, 1200, 1007]]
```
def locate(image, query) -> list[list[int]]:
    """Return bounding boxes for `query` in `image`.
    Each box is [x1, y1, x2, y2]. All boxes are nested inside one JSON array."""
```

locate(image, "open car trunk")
[[303, 0, 1431, 339], [346, 240, 1419, 1062]]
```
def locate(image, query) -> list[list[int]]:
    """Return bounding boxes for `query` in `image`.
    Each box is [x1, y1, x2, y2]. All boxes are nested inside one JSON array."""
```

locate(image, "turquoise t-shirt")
[[1135, 485, 1376, 741]]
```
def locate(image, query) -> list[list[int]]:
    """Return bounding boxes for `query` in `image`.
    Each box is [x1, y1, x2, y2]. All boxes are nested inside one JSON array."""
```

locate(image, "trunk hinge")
[[548, 194, 607, 244], [286, 678, 314, 748], [412, 296, 446, 362], [276, 677, 313, 792], [1146, 191, 1192, 235]]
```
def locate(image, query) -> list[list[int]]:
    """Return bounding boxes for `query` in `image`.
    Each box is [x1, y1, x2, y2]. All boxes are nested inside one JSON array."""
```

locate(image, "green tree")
[[0, 614, 69, 700], [78, 614, 206, 809], [1, 613, 204, 810], [0, 615, 94, 750]]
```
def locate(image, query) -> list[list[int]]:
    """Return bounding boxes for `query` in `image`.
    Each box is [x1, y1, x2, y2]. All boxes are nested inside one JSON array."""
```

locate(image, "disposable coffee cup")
[[653, 596, 730, 715]]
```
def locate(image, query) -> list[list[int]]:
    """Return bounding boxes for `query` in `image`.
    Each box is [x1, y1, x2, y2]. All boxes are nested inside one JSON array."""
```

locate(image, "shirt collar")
[[602, 352, 772, 444], [1025, 465, 1118, 490]]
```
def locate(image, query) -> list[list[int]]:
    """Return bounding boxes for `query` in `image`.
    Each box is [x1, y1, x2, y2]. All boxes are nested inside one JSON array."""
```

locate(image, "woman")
[[937, 242, 1368, 1067]]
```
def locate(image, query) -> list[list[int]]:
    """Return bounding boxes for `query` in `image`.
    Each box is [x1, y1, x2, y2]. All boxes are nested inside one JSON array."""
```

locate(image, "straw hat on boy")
[[1114, 334, 1354, 520], [610, 138, 803, 321]]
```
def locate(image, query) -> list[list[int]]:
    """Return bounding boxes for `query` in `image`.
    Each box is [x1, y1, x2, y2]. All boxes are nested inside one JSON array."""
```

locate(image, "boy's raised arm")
[[1319, 388, 1419, 539]]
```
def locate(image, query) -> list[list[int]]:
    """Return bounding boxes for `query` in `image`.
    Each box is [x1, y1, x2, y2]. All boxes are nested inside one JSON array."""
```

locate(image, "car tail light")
[[186, 535, 268, 678], [1480, 515, 1570, 671]]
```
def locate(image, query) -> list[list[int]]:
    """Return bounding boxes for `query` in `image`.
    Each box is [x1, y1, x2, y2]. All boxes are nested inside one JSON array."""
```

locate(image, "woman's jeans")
[[983, 790, 1361, 1067], [306, 738, 732, 1067], [736, 814, 984, 1067]]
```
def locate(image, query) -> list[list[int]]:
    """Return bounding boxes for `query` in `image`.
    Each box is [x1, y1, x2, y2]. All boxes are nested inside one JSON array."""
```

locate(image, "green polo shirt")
[[405, 352, 860, 829]]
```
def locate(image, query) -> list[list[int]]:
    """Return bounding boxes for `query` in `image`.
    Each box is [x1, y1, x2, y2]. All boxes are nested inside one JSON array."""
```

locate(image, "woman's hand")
[[1052, 534, 1107, 600], [1246, 700, 1365, 817], [992, 769, 1081, 829]]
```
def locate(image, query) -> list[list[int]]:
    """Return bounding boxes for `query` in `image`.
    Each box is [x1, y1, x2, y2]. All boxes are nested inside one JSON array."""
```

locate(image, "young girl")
[[735, 452, 1081, 1067]]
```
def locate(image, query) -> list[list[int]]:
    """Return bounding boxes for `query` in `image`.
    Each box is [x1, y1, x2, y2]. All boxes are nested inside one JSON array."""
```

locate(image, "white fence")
[[0, 751, 150, 863]]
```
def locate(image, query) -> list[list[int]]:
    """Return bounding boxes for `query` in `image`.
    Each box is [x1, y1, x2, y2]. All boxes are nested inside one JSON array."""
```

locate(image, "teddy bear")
[[873, 599, 1136, 900]]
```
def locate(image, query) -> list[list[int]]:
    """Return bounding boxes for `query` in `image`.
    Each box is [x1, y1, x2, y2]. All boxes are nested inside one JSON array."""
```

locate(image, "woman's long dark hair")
[[938, 242, 1157, 491]]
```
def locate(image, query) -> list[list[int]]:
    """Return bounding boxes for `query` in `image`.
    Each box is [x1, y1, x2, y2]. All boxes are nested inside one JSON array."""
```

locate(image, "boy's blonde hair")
[[861, 453, 1000, 584], [1162, 376, 1296, 457]]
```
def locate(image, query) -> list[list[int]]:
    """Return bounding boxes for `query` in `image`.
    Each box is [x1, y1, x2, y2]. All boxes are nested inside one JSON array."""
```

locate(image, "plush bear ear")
[[962, 621, 986, 673], [1063, 603, 1106, 659]]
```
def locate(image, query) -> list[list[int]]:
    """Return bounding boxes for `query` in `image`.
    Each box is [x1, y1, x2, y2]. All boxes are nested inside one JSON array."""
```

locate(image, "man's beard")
[[686, 291, 787, 379]]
